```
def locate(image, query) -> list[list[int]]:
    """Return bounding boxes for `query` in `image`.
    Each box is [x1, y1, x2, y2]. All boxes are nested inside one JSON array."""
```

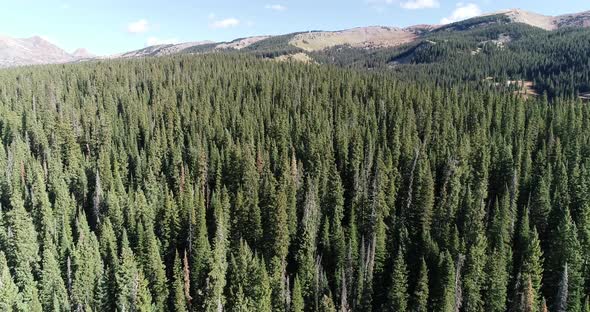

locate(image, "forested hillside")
[[311, 24, 590, 100], [0, 54, 589, 312]]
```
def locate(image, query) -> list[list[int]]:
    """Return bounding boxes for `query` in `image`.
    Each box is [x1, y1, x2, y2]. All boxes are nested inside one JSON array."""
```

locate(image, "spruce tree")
[[39, 239, 69, 311], [191, 187, 211, 308], [71, 213, 102, 311], [171, 250, 189, 312], [0, 251, 21, 310], [386, 250, 408, 312], [204, 190, 230, 312], [292, 276, 305, 312], [413, 257, 430, 312], [140, 223, 168, 311], [462, 233, 487, 312]]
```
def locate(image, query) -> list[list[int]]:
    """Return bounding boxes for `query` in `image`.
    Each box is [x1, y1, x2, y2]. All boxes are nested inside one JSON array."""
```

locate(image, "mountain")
[[106, 9, 590, 59], [502, 9, 590, 30], [0, 35, 73, 67], [288, 26, 417, 51], [110, 41, 215, 59], [0, 35, 93, 68], [72, 48, 95, 59], [554, 10, 590, 28], [0, 8, 589, 69]]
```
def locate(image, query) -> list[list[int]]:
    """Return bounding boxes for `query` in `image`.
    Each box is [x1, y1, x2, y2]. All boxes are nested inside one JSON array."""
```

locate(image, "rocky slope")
[[493, 9, 590, 30], [111, 9, 590, 59], [72, 48, 95, 59], [0, 36, 94, 68], [289, 27, 417, 51], [1, 9, 589, 68]]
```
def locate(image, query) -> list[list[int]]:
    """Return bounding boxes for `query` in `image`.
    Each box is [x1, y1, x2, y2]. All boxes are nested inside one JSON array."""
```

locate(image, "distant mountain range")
[[0, 36, 93, 68], [0, 9, 589, 68]]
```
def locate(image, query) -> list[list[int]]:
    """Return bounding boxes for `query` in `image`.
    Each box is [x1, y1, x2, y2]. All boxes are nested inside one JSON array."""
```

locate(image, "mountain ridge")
[[0, 8, 589, 68], [0, 35, 94, 68], [106, 8, 590, 59]]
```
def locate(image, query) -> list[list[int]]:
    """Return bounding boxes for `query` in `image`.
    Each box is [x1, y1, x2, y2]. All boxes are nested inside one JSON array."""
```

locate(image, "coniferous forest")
[[0, 53, 589, 312]]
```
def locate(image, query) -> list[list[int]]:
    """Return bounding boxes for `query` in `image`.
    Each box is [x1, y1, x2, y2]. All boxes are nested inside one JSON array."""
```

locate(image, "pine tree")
[[241, 147, 263, 246], [555, 264, 568, 312], [4, 191, 40, 291], [483, 248, 507, 312], [411, 153, 435, 244], [135, 270, 155, 312], [0, 251, 21, 310], [204, 190, 230, 312], [116, 231, 153, 311], [160, 189, 180, 265], [326, 163, 346, 284], [291, 276, 305, 312], [521, 228, 544, 309], [530, 176, 551, 238], [227, 240, 272, 312], [71, 213, 102, 311], [413, 257, 430, 312], [171, 250, 188, 312], [320, 294, 337, 312], [547, 208, 583, 310], [462, 233, 487, 312], [39, 239, 69, 311], [97, 219, 119, 311], [433, 250, 455, 312], [191, 187, 211, 308], [140, 224, 168, 311], [296, 180, 320, 305], [267, 181, 290, 265], [386, 250, 408, 312], [582, 296, 590, 312]]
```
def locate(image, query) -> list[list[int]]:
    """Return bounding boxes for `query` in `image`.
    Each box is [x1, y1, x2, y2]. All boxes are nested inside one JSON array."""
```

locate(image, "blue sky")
[[0, 0, 587, 55]]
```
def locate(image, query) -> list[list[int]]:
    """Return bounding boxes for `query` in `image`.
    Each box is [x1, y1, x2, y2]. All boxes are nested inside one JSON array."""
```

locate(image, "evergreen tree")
[[190, 187, 211, 308], [140, 224, 168, 311], [521, 228, 544, 310], [413, 257, 430, 312], [433, 251, 456, 312], [71, 213, 102, 311], [171, 250, 189, 312], [547, 208, 583, 310], [116, 231, 153, 311], [386, 250, 408, 312], [292, 276, 305, 312], [204, 190, 230, 312], [227, 240, 272, 312], [39, 240, 69, 311], [296, 180, 320, 306], [530, 176, 551, 237], [483, 249, 507, 312], [4, 191, 40, 292], [462, 233, 487, 312], [0, 251, 21, 311]]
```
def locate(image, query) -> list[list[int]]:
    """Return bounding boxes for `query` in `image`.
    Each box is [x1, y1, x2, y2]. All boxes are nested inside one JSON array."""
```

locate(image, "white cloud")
[[265, 4, 287, 11], [209, 18, 240, 29], [127, 19, 149, 33], [440, 3, 482, 24], [146, 37, 179, 46], [400, 0, 439, 9]]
